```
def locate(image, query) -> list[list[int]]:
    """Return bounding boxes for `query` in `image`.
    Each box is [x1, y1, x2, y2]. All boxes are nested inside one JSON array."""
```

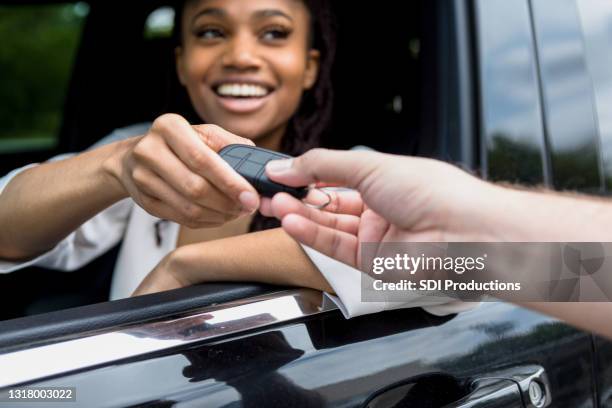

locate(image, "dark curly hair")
[[169, 0, 337, 232]]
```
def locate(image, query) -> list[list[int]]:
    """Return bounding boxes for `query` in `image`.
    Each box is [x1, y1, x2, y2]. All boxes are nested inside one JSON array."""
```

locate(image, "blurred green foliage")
[[488, 132, 602, 192], [488, 133, 544, 186], [0, 3, 87, 151]]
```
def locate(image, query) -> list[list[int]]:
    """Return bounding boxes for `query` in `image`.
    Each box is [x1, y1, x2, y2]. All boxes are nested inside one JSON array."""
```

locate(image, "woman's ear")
[[303, 49, 321, 90], [175, 47, 187, 86]]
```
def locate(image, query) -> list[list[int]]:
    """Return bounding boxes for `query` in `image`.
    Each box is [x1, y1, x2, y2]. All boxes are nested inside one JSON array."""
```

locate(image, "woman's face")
[[176, 0, 320, 147]]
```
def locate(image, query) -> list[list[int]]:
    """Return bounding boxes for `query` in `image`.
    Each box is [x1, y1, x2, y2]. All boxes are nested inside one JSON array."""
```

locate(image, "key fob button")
[[219, 144, 308, 199]]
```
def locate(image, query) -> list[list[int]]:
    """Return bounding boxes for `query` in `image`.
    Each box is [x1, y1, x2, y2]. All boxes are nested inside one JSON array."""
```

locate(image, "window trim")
[[0, 288, 335, 388]]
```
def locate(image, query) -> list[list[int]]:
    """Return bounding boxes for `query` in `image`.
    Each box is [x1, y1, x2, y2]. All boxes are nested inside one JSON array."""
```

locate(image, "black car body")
[[0, 0, 611, 406]]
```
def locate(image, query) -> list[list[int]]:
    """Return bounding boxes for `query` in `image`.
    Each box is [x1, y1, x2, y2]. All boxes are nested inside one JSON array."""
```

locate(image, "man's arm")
[[482, 186, 612, 242], [262, 149, 612, 339]]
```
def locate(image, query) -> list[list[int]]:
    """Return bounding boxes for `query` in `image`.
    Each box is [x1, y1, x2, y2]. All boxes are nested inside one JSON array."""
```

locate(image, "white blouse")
[[0, 124, 477, 318]]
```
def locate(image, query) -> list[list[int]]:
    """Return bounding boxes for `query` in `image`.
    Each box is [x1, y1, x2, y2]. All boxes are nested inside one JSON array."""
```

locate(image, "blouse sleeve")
[[301, 241, 480, 318], [0, 197, 133, 273], [0, 123, 151, 273]]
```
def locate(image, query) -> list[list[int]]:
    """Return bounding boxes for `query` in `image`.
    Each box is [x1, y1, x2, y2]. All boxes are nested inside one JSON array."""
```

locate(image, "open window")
[[0, 0, 476, 346], [0, 2, 88, 174]]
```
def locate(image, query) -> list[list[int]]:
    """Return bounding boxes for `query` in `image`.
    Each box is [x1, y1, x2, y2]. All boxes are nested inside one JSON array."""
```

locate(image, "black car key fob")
[[218, 144, 309, 199]]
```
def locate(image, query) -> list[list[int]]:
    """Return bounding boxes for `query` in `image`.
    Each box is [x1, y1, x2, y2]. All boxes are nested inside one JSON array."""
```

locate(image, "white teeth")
[[217, 84, 269, 97]]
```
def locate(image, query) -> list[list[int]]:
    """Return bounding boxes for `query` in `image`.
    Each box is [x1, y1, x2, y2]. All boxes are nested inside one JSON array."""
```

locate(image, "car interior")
[[0, 0, 471, 342]]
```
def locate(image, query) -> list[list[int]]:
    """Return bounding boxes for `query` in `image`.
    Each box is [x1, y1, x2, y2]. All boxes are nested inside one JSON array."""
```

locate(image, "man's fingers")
[[318, 189, 365, 216], [265, 148, 383, 189], [358, 209, 391, 243], [260, 197, 274, 217], [281, 214, 359, 268], [270, 193, 360, 235]]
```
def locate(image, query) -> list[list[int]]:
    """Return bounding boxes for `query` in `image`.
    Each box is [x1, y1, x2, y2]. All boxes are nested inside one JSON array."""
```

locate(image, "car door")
[[482, 0, 609, 406], [0, 0, 599, 407], [573, 0, 612, 406]]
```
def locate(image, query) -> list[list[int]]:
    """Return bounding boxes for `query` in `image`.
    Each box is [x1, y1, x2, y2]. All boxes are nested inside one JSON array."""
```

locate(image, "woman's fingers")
[[132, 167, 234, 228], [281, 214, 359, 268], [134, 141, 243, 216], [270, 193, 361, 235], [151, 114, 259, 212], [192, 123, 254, 151]]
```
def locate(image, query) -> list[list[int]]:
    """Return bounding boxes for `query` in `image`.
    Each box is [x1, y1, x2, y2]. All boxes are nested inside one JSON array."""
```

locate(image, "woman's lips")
[[213, 83, 274, 114], [214, 91, 273, 114]]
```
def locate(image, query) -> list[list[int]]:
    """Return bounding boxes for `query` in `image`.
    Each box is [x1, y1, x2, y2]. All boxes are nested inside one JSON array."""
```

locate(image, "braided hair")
[[169, 0, 337, 232]]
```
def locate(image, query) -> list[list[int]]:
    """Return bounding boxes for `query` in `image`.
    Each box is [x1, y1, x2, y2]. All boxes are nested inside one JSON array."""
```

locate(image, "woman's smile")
[[211, 79, 276, 114], [176, 0, 319, 146]]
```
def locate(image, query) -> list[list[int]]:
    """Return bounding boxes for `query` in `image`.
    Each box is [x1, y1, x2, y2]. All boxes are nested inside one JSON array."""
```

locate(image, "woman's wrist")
[[132, 248, 193, 296], [100, 138, 137, 202], [164, 245, 198, 286]]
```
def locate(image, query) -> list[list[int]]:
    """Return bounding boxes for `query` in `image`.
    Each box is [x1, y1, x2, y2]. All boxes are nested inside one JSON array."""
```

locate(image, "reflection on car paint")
[[475, 0, 548, 185], [531, 0, 603, 192], [25, 302, 594, 407]]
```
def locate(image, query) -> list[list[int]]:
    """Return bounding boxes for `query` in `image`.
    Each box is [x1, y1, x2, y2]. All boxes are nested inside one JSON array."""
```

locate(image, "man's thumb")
[[266, 148, 377, 188]]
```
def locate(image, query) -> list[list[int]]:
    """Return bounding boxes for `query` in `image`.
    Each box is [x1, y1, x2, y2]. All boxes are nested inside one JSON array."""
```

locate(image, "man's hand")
[[104, 114, 260, 228], [260, 149, 612, 341], [260, 148, 505, 270]]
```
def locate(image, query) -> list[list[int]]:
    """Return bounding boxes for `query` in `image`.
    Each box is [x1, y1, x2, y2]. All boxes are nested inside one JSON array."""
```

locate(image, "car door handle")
[[449, 365, 550, 408], [446, 377, 525, 408], [362, 365, 550, 408]]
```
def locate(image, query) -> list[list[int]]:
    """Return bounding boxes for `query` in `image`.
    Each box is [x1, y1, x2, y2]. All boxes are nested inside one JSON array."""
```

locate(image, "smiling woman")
[[172, 0, 335, 159], [0, 0, 344, 309], [0, 0, 440, 322], [174, 0, 321, 150]]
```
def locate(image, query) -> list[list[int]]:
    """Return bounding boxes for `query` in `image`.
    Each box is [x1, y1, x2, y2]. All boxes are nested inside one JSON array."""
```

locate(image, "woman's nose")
[[222, 34, 261, 70]]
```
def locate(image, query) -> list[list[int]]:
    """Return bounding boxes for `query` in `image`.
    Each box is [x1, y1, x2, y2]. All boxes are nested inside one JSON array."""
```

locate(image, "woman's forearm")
[[0, 139, 132, 260], [133, 228, 334, 296]]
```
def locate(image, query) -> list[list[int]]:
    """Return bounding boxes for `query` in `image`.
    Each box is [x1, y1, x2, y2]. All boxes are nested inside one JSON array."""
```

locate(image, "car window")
[[474, 0, 548, 186], [0, 2, 88, 154], [577, 0, 612, 191], [530, 0, 603, 192], [0, 0, 438, 321]]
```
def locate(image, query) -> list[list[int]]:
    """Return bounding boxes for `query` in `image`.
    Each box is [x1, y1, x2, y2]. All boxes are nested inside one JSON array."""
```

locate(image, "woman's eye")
[[261, 27, 291, 41], [196, 28, 225, 40]]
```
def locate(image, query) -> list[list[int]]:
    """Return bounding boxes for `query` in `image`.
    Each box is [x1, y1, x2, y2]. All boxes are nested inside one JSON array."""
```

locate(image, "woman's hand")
[[132, 228, 334, 297], [104, 114, 260, 228]]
